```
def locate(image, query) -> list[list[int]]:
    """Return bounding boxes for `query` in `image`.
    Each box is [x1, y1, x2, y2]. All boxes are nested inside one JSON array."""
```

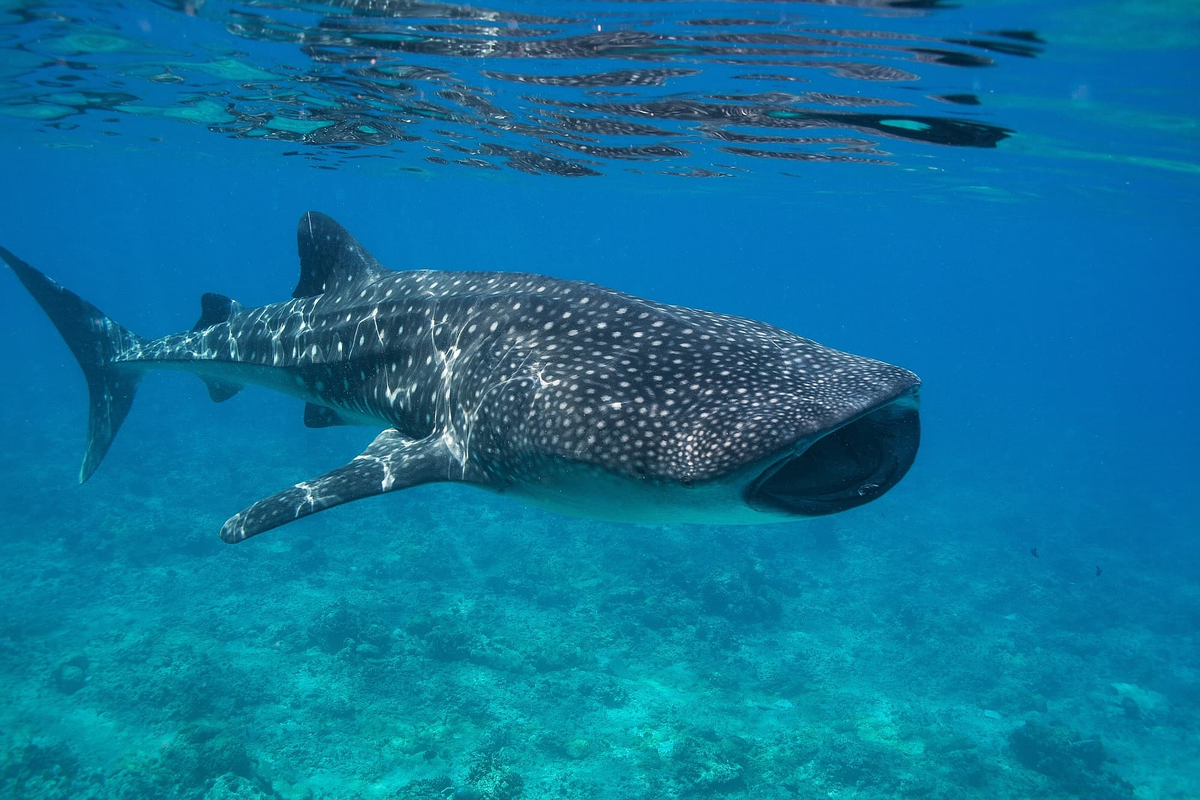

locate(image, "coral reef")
[[1009, 720, 1134, 799]]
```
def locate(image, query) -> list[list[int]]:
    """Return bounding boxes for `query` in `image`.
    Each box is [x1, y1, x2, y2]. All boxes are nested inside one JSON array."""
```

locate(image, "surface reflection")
[[0, 0, 1039, 176]]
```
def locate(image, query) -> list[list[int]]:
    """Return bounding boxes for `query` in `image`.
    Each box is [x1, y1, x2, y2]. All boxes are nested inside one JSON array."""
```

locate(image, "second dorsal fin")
[[294, 212, 384, 299], [194, 292, 241, 331]]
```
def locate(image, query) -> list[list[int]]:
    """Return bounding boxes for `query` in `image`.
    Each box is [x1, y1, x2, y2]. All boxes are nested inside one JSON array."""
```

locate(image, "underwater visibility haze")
[[0, 0, 1197, 798]]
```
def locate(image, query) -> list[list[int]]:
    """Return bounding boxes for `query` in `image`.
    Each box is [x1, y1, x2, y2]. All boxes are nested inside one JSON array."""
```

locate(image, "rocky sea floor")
[[1, 391, 1196, 799]]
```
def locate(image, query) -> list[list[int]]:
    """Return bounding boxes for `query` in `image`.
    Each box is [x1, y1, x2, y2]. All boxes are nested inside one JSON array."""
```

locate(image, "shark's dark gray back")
[[157, 212, 916, 489], [293, 265, 919, 487]]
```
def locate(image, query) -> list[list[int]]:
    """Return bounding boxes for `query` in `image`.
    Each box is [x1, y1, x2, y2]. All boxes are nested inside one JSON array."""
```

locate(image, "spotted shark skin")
[[2, 212, 921, 542]]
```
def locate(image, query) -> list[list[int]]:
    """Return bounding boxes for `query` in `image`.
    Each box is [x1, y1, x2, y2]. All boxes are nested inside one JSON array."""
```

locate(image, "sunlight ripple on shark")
[[3, 212, 921, 541]]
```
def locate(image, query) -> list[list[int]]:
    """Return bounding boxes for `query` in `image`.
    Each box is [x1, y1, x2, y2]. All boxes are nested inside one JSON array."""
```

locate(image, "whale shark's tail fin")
[[1, 246, 146, 483]]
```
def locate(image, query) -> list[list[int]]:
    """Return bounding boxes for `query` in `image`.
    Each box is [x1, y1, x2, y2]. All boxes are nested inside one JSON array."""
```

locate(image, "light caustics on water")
[[0, 0, 1040, 176]]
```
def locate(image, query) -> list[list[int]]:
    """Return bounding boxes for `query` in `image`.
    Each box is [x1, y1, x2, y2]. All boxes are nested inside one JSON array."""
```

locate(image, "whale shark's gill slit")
[[348, 308, 384, 357], [439, 309, 493, 476], [456, 338, 533, 478]]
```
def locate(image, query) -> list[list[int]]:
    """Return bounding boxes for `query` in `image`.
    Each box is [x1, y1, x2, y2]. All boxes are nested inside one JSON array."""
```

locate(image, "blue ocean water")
[[0, 0, 1197, 798]]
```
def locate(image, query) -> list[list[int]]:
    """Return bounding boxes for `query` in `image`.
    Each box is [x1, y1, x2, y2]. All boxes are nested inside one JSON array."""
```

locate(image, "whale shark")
[[2, 212, 920, 542]]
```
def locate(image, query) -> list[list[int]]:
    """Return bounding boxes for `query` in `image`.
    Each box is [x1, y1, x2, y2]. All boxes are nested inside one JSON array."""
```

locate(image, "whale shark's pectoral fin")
[[219, 430, 452, 543]]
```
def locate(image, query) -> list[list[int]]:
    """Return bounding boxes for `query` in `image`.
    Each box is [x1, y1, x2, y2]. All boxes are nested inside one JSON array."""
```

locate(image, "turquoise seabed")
[[0, 0, 1197, 797], [2, 385, 1196, 799]]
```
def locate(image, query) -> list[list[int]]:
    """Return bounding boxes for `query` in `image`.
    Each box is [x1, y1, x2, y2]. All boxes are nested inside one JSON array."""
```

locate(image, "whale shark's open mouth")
[[746, 388, 920, 516]]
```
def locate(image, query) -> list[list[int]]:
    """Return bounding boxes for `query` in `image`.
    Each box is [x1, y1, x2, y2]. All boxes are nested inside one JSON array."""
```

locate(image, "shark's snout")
[[746, 385, 920, 516]]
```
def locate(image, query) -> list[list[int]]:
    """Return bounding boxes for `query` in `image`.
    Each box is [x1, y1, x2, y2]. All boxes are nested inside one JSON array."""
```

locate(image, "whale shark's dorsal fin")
[[193, 292, 241, 331], [193, 293, 245, 401], [293, 211, 384, 299]]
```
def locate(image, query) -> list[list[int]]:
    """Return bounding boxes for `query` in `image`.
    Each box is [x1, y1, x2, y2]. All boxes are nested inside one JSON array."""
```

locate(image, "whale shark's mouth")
[[746, 388, 920, 516]]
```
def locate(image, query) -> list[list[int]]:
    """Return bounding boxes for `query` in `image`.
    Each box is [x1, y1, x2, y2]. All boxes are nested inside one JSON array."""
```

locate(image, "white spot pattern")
[[128, 262, 918, 487]]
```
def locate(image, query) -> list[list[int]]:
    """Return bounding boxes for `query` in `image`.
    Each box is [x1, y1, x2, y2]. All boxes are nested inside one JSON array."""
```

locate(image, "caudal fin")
[[1, 246, 146, 482]]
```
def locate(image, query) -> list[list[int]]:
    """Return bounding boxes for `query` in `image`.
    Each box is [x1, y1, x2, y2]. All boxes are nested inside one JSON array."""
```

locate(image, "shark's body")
[[3, 212, 920, 541]]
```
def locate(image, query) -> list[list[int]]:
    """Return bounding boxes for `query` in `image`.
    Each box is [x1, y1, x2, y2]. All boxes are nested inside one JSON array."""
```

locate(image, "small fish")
[[1095, 566, 1103, 577], [1030, 547, 1039, 558]]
